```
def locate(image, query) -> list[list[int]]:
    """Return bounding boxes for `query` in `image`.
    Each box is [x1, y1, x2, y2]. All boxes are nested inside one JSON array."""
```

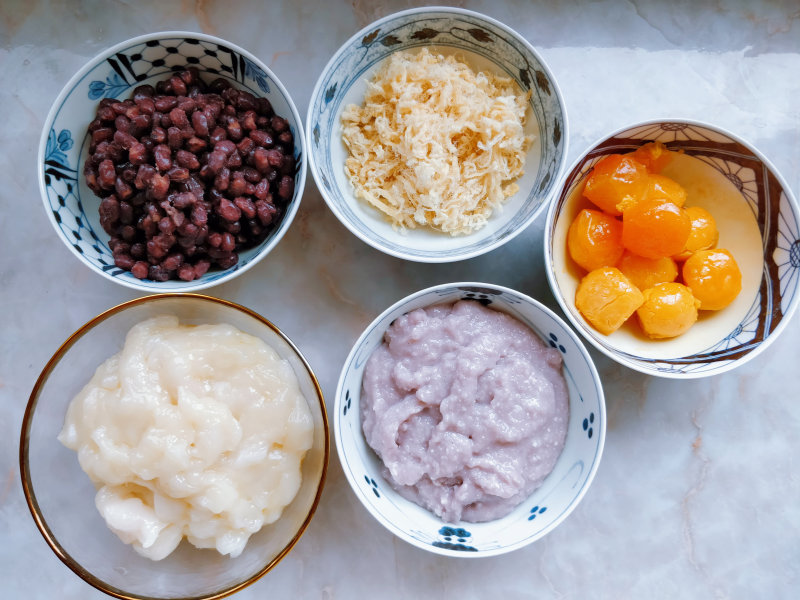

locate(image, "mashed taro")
[[361, 300, 568, 522]]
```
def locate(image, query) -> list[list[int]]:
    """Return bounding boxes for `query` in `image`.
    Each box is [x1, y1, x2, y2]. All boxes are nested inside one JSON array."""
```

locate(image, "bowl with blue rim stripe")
[[39, 31, 306, 292], [335, 281, 605, 556], [306, 7, 568, 262]]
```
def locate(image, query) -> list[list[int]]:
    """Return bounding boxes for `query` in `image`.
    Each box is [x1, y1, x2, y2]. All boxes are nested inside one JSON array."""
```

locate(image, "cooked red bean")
[[171, 191, 195, 209], [153, 145, 172, 171], [177, 263, 196, 281], [256, 199, 276, 225], [242, 167, 261, 184], [114, 115, 131, 134], [176, 149, 200, 170], [226, 152, 242, 169], [185, 136, 207, 153], [271, 116, 288, 132], [209, 126, 227, 144], [169, 75, 187, 96], [129, 142, 148, 165], [214, 167, 230, 191], [218, 198, 241, 222], [154, 96, 178, 112], [167, 126, 183, 149], [115, 177, 133, 201], [98, 159, 116, 190], [277, 175, 294, 200], [167, 166, 190, 182], [234, 196, 256, 219], [149, 173, 170, 200], [131, 260, 150, 279]]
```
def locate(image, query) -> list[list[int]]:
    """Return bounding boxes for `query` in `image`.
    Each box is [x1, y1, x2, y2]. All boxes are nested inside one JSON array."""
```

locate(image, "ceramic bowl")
[[335, 282, 604, 557], [20, 294, 328, 600], [545, 119, 800, 378], [307, 7, 568, 262], [39, 32, 306, 292]]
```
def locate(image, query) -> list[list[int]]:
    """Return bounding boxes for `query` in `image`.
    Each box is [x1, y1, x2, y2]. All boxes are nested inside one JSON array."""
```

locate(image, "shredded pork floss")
[[341, 49, 533, 235]]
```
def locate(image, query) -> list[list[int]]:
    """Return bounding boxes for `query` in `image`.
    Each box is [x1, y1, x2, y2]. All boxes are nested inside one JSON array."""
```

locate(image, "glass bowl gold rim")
[[18, 293, 330, 600]]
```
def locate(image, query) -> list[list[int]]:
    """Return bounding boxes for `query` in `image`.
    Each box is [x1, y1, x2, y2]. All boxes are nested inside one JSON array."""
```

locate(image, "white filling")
[[59, 316, 313, 560]]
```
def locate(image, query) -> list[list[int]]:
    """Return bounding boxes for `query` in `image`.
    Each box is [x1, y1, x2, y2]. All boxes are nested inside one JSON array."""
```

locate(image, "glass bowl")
[[20, 294, 328, 599]]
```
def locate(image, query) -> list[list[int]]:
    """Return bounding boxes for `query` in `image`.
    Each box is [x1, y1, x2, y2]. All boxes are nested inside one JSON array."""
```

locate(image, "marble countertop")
[[1, 1, 798, 598]]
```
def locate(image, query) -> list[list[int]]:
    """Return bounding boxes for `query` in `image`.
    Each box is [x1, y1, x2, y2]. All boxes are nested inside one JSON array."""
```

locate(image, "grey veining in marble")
[[1, 1, 799, 599]]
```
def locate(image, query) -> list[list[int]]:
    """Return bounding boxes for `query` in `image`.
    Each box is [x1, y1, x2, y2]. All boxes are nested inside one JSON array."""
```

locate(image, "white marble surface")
[[1, 1, 799, 598]]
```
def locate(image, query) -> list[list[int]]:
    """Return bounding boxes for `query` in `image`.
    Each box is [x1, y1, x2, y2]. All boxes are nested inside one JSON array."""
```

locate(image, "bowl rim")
[[38, 30, 308, 293], [333, 280, 605, 557], [544, 117, 800, 379], [305, 5, 569, 263], [18, 293, 329, 600]]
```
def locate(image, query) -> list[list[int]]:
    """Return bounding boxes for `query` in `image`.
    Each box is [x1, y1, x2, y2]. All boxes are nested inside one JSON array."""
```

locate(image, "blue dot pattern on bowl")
[[432, 527, 478, 552], [582, 412, 595, 439], [548, 332, 567, 354], [527, 505, 547, 521], [363, 475, 380, 498], [43, 36, 300, 289], [553, 121, 800, 375], [309, 10, 567, 260], [342, 389, 352, 415]]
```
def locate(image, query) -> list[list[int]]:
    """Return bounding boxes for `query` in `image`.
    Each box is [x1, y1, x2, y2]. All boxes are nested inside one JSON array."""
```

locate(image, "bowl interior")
[[308, 9, 567, 261], [547, 121, 800, 377], [41, 33, 305, 292], [335, 284, 604, 557], [21, 295, 327, 599]]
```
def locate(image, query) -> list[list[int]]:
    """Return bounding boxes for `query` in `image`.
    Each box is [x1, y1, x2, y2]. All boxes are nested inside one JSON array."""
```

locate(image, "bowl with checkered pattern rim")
[[306, 7, 568, 263], [335, 282, 605, 556], [39, 31, 306, 292], [545, 119, 800, 378]]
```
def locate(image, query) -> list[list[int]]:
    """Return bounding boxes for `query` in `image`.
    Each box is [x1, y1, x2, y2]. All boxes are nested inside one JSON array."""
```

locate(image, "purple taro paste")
[[361, 300, 569, 523]]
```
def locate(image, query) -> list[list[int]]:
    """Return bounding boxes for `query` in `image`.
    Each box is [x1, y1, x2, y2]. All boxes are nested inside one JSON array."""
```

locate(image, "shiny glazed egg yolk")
[[682, 249, 742, 310], [674, 206, 719, 261], [631, 141, 672, 173], [636, 282, 700, 339], [622, 197, 691, 259], [583, 154, 649, 216], [616, 250, 678, 291], [567, 209, 624, 272]]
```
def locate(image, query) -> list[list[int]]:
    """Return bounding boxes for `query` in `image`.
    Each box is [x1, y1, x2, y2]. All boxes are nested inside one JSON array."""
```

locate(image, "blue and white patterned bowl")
[[335, 282, 605, 557], [38, 32, 306, 292], [545, 119, 800, 378], [307, 7, 568, 262]]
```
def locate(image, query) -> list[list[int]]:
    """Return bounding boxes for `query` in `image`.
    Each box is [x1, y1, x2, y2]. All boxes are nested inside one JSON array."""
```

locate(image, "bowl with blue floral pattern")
[[545, 119, 800, 378], [38, 32, 306, 292], [307, 7, 568, 262], [335, 282, 605, 557]]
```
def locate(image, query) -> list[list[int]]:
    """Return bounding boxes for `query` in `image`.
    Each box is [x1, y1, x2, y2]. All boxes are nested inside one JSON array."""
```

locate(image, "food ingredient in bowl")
[[643, 174, 687, 208], [567, 209, 624, 272], [636, 282, 700, 339], [621, 197, 691, 259], [582, 154, 648, 216], [631, 141, 671, 173], [617, 251, 678, 291], [58, 316, 313, 560], [360, 300, 568, 523], [674, 206, 718, 261], [341, 48, 532, 235], [85, 68, 297, 281], [575, 267, 644, 335], [682, 249, 742, 310]]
